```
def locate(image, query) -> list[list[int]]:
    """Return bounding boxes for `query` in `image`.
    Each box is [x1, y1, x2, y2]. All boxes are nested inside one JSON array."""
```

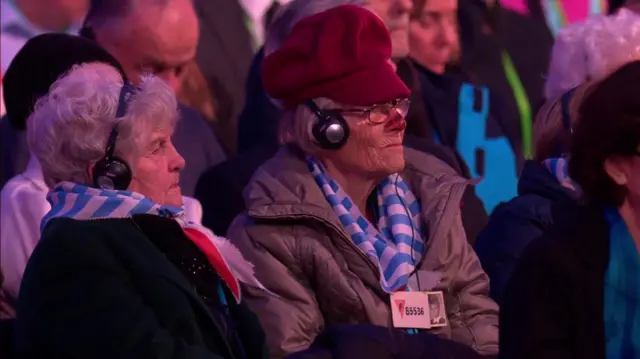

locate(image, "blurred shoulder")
[[38, 217, 137, 255], [403, 146, 460, 179]]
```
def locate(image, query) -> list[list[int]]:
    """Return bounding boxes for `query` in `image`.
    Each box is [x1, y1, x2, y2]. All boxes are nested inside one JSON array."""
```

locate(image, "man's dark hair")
[[569, 61, 640, 206]]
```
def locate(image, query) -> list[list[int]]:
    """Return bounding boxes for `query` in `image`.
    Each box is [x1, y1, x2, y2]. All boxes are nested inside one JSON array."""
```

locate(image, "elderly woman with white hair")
[[14, 63, 269, 359], [227, 5, 498, 358], [0, 33, 205, 303]]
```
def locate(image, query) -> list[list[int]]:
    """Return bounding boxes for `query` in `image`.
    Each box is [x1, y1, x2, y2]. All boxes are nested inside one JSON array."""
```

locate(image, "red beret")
[[262, 4, 410, 108]]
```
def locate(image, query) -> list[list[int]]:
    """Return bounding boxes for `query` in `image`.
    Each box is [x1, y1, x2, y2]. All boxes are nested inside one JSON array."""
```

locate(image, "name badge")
[[390, 291, 431, 329]]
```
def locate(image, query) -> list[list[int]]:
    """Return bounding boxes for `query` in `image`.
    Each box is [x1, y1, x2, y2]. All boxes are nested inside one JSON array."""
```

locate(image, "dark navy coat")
[[474, 160, 577, 304]]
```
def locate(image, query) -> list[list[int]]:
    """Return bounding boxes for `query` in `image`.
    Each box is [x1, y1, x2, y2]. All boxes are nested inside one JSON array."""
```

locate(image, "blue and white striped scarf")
[[41, 181, 269, 295], [41, 182, 189, 231], [306, 157, 424, 292]]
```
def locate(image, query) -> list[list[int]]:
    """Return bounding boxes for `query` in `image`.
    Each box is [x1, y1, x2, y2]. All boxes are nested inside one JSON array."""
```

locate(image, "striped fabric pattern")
[[542, 157, 577, 191], [306, 157, 424, 292], [41, 182, 185, 231]]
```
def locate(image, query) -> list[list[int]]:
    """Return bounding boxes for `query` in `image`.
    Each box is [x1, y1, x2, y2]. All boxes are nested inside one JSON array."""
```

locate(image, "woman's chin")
[[374, 157, 406, 176], [164, 189, 183, 207]]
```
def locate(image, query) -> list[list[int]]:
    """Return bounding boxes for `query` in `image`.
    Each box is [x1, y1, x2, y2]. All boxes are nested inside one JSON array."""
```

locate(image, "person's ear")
[[604, 156, 630, 186], [88, 162, 96, 181]]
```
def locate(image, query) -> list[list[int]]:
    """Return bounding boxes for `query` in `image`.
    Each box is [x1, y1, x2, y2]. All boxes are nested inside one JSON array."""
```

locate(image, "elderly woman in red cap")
[[227, 4, 498, 358]]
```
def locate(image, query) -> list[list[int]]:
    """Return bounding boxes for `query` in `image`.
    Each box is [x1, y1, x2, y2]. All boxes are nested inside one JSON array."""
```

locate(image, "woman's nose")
[[173, 154, 186, 172], [439, 22, 458, 46], [385, 111, 407, 132], [169, 144, 186, 172], [394, 0, 413, 13]]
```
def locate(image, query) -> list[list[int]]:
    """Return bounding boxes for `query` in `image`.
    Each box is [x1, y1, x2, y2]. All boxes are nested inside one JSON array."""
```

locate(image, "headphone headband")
[[92, 83, 136, 190], [560, 86, 578, 133], [116, 82, 136, 118], [304, 99, 325, 119], [103, 83, 136, 159], [551, 86, 579, 158]]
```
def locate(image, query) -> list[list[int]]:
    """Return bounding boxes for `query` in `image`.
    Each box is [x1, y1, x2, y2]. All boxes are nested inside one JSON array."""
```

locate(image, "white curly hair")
[[545, 8, 640, 100], [27, 62, 178, 188]]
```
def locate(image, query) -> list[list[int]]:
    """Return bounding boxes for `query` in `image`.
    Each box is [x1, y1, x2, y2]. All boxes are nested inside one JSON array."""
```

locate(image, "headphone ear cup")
[[92, 156, 132, 190], [311, 112, 350, 150]]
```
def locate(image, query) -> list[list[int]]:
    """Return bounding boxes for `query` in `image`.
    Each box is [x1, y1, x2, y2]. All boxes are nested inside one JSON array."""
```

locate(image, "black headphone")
[[553, 86, 578, 157], [304, 99, 350, 150], [91, 83, 136, 190], [561, 87, 577, 133]]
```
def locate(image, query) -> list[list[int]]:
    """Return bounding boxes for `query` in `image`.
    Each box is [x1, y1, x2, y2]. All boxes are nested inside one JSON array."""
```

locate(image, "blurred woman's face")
[[409, 0, 459, 74], [321, 99, 410, 178], [364, 0, 413, 58], [128, 128, 185, 206]]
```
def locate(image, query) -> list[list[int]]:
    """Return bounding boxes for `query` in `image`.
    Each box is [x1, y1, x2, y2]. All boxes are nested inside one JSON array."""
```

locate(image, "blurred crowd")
[[1, 0, 640, 358]]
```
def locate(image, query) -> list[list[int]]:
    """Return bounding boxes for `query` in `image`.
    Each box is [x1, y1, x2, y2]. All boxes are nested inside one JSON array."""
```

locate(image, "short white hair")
[[279, 97, 342, 155], [27, 62, 178, 188], [545, 8, 640, 99]]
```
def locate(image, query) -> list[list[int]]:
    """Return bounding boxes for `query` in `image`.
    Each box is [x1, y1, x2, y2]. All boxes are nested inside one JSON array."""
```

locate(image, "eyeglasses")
[[327, 98, 411, 124]]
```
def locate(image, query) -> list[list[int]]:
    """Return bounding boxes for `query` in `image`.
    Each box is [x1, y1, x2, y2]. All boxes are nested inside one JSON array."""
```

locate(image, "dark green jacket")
[[14, 215, 268, 359]]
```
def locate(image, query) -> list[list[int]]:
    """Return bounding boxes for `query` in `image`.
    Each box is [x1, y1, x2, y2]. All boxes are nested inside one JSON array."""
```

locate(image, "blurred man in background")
[[80, 0, 227, 197], [192, 0, 291, 153]]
